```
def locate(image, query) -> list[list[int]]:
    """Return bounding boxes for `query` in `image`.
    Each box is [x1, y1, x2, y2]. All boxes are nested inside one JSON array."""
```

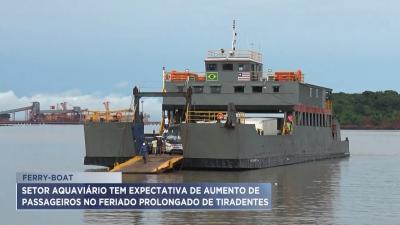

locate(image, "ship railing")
[[185, 110, 245, 123], [83, 110, 134, 123], [207, 50, 262, 62], [237, 112, 246, 124]]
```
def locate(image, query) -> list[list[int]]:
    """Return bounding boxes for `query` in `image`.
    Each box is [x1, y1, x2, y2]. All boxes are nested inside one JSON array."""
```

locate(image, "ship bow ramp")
[[84, 122, 139, 167]]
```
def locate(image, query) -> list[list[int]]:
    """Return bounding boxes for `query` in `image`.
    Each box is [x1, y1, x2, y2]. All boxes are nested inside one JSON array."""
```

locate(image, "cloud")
[[0, 90, 162, 120]]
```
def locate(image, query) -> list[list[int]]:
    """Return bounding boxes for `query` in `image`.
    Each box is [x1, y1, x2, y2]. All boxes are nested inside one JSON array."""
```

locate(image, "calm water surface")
[[1, 125, 399, 224]]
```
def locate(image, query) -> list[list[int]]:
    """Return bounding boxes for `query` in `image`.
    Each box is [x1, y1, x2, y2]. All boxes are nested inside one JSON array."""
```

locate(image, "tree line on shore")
[[332, 90, 400, 129]]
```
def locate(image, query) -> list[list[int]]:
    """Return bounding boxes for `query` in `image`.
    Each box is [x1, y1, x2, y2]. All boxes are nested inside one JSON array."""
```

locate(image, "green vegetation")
[[333, 90, 400, 129]]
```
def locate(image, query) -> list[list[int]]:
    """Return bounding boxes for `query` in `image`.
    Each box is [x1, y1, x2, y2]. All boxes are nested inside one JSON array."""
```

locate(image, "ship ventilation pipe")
[[224, 103, 237, 129], [231, 19, 237, 56]]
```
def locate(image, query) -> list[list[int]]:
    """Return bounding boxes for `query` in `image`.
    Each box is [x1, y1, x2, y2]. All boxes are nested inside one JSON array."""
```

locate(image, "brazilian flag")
[[206, 72, 219, 81]]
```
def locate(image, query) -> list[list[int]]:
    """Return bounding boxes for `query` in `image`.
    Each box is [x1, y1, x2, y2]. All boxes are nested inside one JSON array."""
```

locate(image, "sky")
[[0, 0, 399, 115]]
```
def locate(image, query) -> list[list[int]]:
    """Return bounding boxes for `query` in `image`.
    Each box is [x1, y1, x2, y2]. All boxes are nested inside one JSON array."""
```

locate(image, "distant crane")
[[0, 100, 160, 125], [103, 101, 111, 122], [0, 102, 83, 124]]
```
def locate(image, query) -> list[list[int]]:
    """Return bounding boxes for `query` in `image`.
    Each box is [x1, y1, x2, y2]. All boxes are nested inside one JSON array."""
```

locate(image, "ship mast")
[[231, 19, 237, 55]]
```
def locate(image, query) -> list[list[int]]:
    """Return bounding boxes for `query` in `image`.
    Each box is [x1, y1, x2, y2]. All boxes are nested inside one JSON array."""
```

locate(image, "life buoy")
[[216, 113, 224, 120], [116, 112, 123, 120]]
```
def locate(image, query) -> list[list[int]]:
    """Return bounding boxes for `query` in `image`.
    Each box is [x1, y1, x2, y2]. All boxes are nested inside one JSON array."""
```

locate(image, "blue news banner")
[[16, 172, 271, 210]]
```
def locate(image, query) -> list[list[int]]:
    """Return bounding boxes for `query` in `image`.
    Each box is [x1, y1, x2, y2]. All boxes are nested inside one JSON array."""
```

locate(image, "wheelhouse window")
[[312, 113, 316, 126], [234, 86, 245, 93], [252, 86, 263, 93], [306, 113, 309, 126], [325, 91, 332, 100], [210, 86, 221, 94], [206, 64, 217, 71], [238, 64, 244, 72], [223, 63, 233, 71], [257, 64, 263, 72], [193, 86, 203, 93], [320, 114, 323, 126], [273, 85, 280, 93]]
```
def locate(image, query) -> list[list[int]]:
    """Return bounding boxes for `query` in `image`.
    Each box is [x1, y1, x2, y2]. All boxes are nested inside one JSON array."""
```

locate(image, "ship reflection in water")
[[83, 158, 344, 224], [83, 130, 400, 224]]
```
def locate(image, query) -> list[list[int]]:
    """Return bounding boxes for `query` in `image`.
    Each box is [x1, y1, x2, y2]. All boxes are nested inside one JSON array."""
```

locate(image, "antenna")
[[231, 19, 237, 55], [162, 66, 166, 92]]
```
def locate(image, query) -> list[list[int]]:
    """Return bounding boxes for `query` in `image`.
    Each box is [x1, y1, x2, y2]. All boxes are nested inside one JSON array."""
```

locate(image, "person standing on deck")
[[284, 114, 294, 135], [151, 138, 158, 155], [157, 137, 162, 154], [139, 142, 148, 164]]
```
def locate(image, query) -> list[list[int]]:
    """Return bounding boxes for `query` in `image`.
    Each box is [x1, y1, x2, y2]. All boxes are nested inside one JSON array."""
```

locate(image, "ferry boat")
[[84, 21, 349, 169]]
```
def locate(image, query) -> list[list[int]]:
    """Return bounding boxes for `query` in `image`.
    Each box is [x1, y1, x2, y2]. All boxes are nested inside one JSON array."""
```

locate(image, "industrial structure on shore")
[[0, 101, 156, 125]]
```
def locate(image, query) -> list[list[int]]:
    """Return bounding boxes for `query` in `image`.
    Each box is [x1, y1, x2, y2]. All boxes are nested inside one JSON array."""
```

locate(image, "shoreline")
[[341, 127, 400, 130]]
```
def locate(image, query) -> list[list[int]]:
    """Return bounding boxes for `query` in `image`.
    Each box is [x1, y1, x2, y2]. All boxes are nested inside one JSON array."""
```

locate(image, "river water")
[[1, 126, 399, 225]]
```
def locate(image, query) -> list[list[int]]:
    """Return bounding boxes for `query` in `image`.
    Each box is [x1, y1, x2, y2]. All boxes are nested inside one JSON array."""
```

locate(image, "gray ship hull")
[[83, 122, 349, 169], [181, 123, 349, 169]]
